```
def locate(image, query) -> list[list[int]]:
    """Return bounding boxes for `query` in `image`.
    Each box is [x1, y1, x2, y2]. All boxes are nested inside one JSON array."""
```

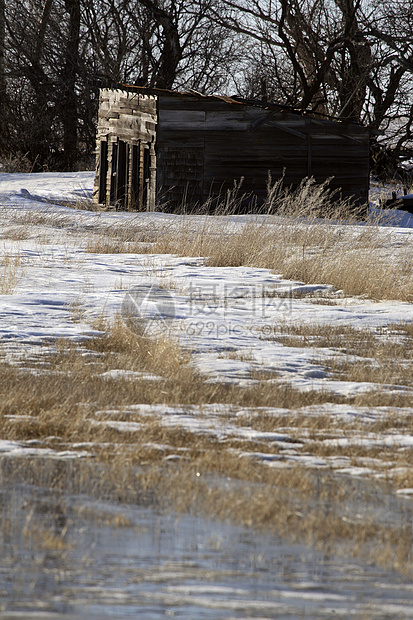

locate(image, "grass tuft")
[[0, 252, 25, 294]]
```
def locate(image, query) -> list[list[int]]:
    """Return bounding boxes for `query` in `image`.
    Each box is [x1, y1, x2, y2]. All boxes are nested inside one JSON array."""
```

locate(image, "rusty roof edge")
[[96, 79, 369, 128]]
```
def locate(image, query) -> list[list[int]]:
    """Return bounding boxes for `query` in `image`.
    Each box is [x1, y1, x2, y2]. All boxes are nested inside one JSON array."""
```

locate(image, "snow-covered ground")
[[1, 171, 413, 482], [3, 171, 413, 616], [1, 172, 412, 369]]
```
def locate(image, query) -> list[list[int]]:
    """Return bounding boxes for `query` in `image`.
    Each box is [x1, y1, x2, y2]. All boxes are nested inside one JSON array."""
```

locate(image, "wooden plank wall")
[[93, 89, 157, 208], [156, 94, 370, 211], [94, 88, 370, 213]]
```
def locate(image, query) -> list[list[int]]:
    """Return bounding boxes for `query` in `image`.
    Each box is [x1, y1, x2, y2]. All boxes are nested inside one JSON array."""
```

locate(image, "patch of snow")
[[396, 488, 413, 497], [98, 369, 163, 381], [0, 439, 89, 459]]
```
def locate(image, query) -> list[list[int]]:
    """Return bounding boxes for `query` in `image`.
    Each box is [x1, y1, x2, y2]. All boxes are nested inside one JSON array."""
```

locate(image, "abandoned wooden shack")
[[93, 86, 370, 212]]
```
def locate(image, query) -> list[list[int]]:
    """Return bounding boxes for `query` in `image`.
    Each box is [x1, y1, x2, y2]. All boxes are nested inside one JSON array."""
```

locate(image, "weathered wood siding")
[[94, 87, 370, 212], [93, 88, 157, 210], [156, 94, 369, 210]]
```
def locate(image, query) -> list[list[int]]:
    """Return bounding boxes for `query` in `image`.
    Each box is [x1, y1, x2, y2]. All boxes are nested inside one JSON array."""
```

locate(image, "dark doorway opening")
[[98, 139, 108, 204]]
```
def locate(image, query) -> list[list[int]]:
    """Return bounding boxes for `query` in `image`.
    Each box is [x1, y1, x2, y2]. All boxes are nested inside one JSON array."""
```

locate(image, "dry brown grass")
[[4, 450, 413, 576], [3, 416, 413, 575], [23, 523, 72, 552], [79, 178, 413, 302], [147, 179, 412, 301], [64, 197, 100, 212], [7, 175, 412, 302], [0, 252, 25, 294], [155, 466, 413, 575], [0, 207, 76, 232], [328, 357, 413, 388], [86, 236, 133, 254], [323, 322, 413, 390], [261, 320, 413, 393], [179, 222, 412, 301], [72, 505, 132, 528], [0, 318, 349, 451], [84, 221, 157, 254], [1, 181, 413, 577], [85, 230, 155, 254], [262, 321, 379, 352], [1, 316, 412, 453], [1, 226, 32, 241], [268, 320, 413, 357]]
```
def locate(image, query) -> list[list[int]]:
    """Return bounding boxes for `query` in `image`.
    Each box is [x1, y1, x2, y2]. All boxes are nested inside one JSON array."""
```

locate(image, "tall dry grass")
[[0, 317, 346, 444], [1, 315, 412, 458], [7, 172, 407, 302], [82, 176, 413, 301], [2, 315, 413, 576], [2, 176, 413, 576], [0, 252, 25, 294], [263, 320, 413, 360], [152, 178, 412, 301]]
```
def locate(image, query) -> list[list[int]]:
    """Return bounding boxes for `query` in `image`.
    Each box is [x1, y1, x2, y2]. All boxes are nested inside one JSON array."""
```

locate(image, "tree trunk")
[[137, 0, 182, 90], [335, 0, 371, 121], [62, 0, 80, 169], [0, 0, 7, 155], [26, 0, 55, 167]]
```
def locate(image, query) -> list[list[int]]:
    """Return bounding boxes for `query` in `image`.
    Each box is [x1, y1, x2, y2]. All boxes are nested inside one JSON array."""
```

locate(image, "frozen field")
[[1, 171, 413, 617]]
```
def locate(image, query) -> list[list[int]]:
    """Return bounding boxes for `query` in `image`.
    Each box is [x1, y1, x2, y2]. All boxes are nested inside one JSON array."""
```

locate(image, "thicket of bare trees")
[[216, 0, 413, 175], [0, 0, 412, 174], [1, 0, 241, 170]]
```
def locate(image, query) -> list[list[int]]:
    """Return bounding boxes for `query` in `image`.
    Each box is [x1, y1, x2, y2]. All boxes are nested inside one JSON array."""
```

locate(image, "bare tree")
[[2, 0, 245, 168], [5, 0, 56, 164], [215, 0, 413, 165], [134, 0, 182, 89], [61, 0, 80, 168], [105, 0, 244, 93], [214, 0, 372, 118], [5, 0, 85, 168], [0, 0, 6, 155], [360, 0, 413, 158]]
